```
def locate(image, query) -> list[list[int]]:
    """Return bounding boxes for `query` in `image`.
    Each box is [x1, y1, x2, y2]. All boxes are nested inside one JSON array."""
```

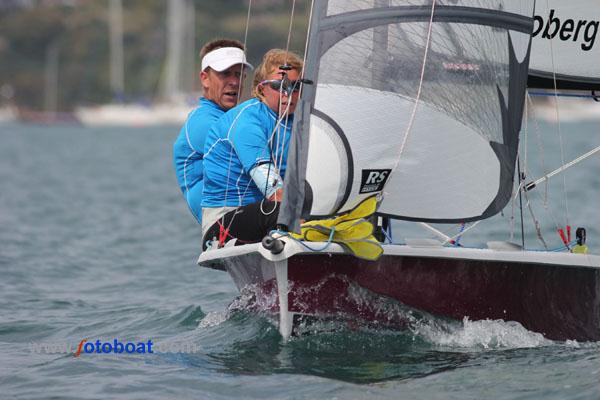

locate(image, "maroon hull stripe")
[[285, 254, 600, 341]]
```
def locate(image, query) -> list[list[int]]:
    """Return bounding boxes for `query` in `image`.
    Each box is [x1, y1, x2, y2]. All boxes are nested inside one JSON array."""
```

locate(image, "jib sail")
[[279, 0, 534, 232]]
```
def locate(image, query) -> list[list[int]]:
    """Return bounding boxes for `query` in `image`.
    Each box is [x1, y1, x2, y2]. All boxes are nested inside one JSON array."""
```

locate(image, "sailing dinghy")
[[198, 1, 600, 341]]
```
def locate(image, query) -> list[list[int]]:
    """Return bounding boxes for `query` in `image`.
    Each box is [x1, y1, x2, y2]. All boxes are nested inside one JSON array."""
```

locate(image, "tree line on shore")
[[0, 0, 308, 111]]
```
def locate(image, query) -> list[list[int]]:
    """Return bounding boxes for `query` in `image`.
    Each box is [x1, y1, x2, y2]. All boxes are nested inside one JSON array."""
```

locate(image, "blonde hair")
[[252, 49, 303, 100]]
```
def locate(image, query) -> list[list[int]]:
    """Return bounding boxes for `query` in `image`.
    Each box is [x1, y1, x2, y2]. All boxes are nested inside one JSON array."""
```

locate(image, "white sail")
[[279, 0, 535, 231], [530, 0, 600, 89]]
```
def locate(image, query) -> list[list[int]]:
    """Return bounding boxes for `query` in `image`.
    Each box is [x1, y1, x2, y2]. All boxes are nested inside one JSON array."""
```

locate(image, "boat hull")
[[200, 242, 600, 341]]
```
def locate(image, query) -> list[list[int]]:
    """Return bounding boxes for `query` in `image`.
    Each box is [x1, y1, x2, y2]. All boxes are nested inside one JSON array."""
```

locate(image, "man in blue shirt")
[[201, 49, 304, 248], [173, 39, 252, 224]]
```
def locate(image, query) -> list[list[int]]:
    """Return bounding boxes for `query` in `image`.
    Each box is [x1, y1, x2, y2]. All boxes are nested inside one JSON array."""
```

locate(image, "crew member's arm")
[[230, 108, 284, 201], [249, 162, 283, 201]]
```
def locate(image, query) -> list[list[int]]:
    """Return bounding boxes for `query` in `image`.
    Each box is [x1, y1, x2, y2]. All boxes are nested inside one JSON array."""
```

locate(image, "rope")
[[237, 0, 253, 104], [302, 0, 315, 76], [242, 0, 252, 54], [526, 145, 600, 189], [525, 93, 550, 203], [284, 0, 296, 59], [546, 0, 570, 230], [389, 0, 436, 180], [444, 221, 480, 245], [523, 186, 549, 250]]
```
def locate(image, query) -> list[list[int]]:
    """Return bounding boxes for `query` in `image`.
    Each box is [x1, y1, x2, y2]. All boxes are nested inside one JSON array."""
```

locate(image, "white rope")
[[204, 0, 254, 220], [418, 222, 450, 242], [522, 182, 549, 250], [390, 0, 436, 175], [242, 0, 252, 52], [417, 221, 481, 245], [526, 145, 600, 189], [546, 0, 570, 228], [445, 221, 480, 244], [237, 0, 253, 104], [519, 94, 561, 240], [526, 93, 549, 204], [284, 0, 296, 58], [511, 95, 530, 241], [302, 0, 315, 74]]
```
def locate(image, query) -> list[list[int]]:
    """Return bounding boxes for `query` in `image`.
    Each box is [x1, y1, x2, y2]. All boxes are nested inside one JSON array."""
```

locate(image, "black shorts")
[[202, 200, 280, 250]]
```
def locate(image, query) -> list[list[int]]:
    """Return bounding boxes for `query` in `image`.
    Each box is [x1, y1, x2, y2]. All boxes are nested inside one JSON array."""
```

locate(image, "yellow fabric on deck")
[[290, 196, 383, 261], [572, 244, 588, 254]]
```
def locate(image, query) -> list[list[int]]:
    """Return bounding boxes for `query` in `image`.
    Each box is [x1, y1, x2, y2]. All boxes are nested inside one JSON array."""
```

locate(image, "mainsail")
[[529, 0, 600, 90], [279, 0, 535, 232]]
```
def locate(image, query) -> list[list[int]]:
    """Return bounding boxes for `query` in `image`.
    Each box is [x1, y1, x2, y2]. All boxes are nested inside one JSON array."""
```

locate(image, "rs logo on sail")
[[360, 169, 391, 194], [533, 9, 599, 51]]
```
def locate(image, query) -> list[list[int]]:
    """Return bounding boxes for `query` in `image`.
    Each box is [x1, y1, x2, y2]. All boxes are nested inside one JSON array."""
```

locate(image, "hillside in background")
[[0, 0, 309, 111]]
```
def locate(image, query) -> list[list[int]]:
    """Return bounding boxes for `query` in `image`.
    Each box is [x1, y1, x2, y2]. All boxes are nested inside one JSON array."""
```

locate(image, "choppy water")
[[0, 117, 599, 399]]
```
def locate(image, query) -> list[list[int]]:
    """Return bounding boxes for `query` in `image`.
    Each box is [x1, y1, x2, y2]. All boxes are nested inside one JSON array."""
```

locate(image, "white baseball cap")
[[201, 47, 253, 72]]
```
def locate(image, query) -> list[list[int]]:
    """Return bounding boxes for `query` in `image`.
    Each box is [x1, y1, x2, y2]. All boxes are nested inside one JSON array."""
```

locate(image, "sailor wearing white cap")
[[174, 39, 253, 226], [201, 46, 253, 73], [200, 44, 253, 111]]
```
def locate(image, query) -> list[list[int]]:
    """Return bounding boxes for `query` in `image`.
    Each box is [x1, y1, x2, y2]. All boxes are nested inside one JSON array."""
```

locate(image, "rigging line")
[[390, 0, 436, 175], [276, 118, 286, 172], [546, 0, 569, 228], [522, 184, 549, 250], [235, 102, 294, 218], [513, 94, 563, 238], [514, 159, 562, 234], [517, 97, 530, 248], [215, 102, 263, 233], [238, 0, 253, 104], [517, 157, 526, 249], [525, 145, 600, 191], [511, 96, 530, 241], [509, 184, 516, 242], [419, 220, 481, 246], [260, 125, 290, 216], [526, 93, 549, 203], [445, 221, 480, 244], [523, 92, 529, 179], [284, 0, 297, 61], [525, 90, 594, 236], [239, 80, 290, 212], [216, 101, 261, 207], [269, 100, 291, 166], [242, 0, 252, 52], [526, 167, 562, 232], [277, 104, 293, 171], [302, 0, 315, 74], [418, 222, 451, 243]]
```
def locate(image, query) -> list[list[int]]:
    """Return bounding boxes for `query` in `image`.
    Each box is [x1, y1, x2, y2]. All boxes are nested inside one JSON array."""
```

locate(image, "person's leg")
[[202, 200, 280, 249]]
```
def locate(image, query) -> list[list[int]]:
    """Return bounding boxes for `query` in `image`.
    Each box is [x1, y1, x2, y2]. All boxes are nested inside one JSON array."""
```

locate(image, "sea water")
[[0, 118, 599, 399]]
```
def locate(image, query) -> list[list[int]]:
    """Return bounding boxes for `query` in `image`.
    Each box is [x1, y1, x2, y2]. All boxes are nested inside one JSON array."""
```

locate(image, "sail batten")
[[321, 5, 533, 31], [279, 1, 535, 232]]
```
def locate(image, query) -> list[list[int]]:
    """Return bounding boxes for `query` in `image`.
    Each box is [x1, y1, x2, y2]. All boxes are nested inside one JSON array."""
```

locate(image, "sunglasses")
[[260, 79, 301, 96]]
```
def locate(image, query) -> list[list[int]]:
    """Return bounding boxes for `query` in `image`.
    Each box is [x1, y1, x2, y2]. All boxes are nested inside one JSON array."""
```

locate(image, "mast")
[[44, 40, 59, 113], [163, 0, 188, 101], [108, 0, 124, 100]]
